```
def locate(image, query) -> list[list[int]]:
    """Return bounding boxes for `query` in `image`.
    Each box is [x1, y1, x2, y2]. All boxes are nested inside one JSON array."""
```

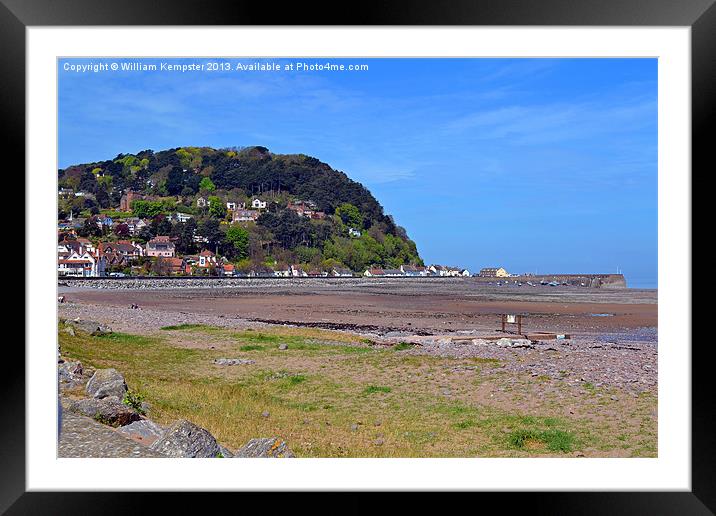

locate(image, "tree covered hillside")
[[58, 146, 423, 273]]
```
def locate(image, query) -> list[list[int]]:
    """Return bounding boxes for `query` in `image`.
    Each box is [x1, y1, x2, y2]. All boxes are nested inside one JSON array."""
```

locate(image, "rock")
[[374, 438, 384, 446], [68, 396, 141, 427], [278, 343, 288, 350], [149, 419, 223, 458], [140, 401, 152, 414], [213, 358, 255, 366], [235, 438, 295, 458], [574, 451, 585, 457], [58, 360, 84, 386], [218, 445, 234, 458], [70, 319, 112, 336], [86, 368, 128, 400], [62, 326, 75, 336], [116, 419, 165, 446], [350, 423, 359, 432], [261, 411, 270, 418], [374, 420, 382, 426]]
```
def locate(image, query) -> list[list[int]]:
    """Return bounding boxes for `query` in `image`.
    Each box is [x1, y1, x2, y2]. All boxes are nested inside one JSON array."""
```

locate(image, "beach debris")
[[68, 396, 142, 427], [86, 368, 128, 400], [149, 419, 224, 458], [235, 437, 295, 458], [213, 358, 255, 366]]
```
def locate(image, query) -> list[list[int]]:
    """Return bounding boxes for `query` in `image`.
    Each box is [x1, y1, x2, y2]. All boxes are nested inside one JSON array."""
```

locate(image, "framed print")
[[5, 0, 710, 512]]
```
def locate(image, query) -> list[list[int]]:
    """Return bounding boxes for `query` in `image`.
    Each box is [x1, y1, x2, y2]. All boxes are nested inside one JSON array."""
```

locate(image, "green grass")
[[58, 323, 653, 457], [393, 342, 414, 351], [239, 344, 265, 351], [507, 428, 575, 453], [160, 323, 208, 331], [363, 385, 392, 395]]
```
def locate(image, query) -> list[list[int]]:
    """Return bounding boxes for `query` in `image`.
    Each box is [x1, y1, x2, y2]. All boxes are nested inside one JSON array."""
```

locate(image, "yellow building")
[[479, 267, 509, 278]]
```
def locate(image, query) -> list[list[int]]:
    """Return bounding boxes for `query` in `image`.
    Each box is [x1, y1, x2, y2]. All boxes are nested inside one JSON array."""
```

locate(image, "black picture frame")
[[5, 0, 707, 512]]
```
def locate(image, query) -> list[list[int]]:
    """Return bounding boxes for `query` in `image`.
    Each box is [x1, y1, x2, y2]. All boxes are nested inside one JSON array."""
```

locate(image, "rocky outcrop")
[[67, 396, 142, 427], [235, 438, 295, 458], [148, 419, 223, 458], [86, 368, 128, 400]]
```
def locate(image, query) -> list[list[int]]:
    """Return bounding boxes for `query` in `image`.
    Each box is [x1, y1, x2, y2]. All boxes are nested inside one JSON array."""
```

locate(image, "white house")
[[58, 251, 106, 277], [251, 198, 267, 210], [348, 228, 361, 238]]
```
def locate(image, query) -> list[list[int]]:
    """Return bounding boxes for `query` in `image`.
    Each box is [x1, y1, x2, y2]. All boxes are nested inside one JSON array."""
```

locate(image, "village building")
[[99, 241, 143, 259], [348, 228, 361, 238], [120, 190, 148, 212], [364, 268, 385, 277], [251, 198, 267, 210], [196, 197, 207, 208], [479, 267, 509, 278], [331, 267, 353, 277], [146, 236, 175, 257], [172, 212, 193, 223], [232, 209, 260, 223], [58, 251, 106, 277], [401, 265, 428, 277], [197, 249, 217, 268]]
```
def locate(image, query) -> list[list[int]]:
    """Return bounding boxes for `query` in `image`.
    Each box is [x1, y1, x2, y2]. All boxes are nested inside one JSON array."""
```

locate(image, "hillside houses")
[[233, 209, 260, 223], [146, 236, 175, 257]]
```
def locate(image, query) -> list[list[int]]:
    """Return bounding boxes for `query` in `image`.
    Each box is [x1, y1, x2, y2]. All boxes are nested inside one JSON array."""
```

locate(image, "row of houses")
[[364, 265, 470, 277]]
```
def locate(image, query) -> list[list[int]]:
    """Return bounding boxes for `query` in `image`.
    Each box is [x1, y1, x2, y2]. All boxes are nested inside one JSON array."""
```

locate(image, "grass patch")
[[455, 419, 476, 429], [363, 385, 392, 395], [508, 428, 575, 453], [393, 342, 414, 351], [239, 344, 265, 351], [160, 323, 208, 331]]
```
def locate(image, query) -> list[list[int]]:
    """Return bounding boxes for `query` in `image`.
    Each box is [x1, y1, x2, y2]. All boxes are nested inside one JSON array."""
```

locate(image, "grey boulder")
[[67, 396, 141, 427], [116, 419, 166, 446], [235, 438, 295, 458], [149, 419, 223, 458], [86, 368, 128, 400]]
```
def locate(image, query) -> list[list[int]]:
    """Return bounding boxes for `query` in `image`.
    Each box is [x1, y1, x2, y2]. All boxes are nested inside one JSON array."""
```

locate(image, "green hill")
[[58, 146, 423, 273]]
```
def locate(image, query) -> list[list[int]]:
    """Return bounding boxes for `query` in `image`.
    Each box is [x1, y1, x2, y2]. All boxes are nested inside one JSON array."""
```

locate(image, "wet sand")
[[61, 279, 657, 338]]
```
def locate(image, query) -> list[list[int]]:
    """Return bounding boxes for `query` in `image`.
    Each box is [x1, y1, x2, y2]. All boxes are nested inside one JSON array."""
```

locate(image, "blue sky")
[[59, 58, 657, 288]]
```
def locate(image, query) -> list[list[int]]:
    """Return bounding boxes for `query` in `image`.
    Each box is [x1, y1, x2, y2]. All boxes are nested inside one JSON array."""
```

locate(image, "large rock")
[[58, 360, 83, 383], [116, 419, 165, 446], [149, 419, 223, 458], [70, 319, 113, 336], [67, 396, 142, 427], [235, 438, 295, 458], [86, 368, 128, 400]]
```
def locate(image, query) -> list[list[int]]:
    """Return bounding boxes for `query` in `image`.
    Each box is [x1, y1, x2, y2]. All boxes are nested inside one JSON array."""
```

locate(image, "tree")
[[114, 223, 130, 237], [208, 196, 226, 219], [198, 218, 223, 251], [199, 176, 216, 192], [78, 217, 102, 238], [335, 203, 362, 228], [224, 225, 249, 259]]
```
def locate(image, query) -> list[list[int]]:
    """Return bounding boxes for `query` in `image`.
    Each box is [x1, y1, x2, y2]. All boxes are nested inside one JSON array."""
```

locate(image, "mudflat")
[[61, 278, 657, 337]]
